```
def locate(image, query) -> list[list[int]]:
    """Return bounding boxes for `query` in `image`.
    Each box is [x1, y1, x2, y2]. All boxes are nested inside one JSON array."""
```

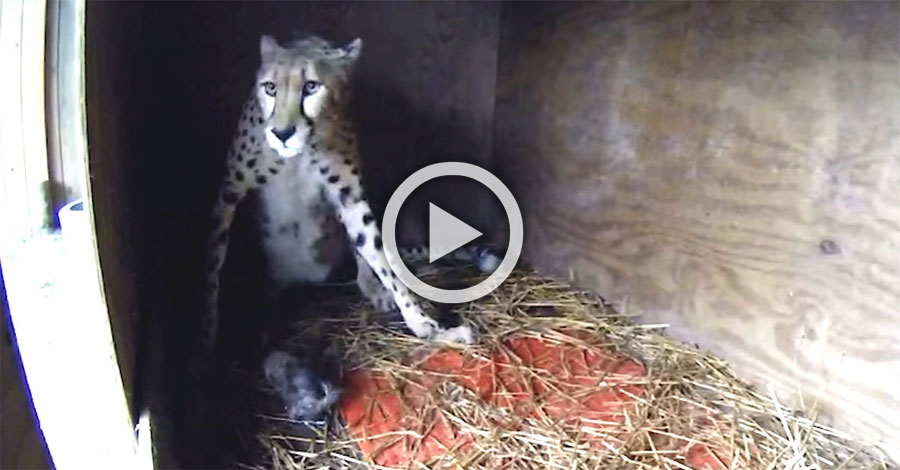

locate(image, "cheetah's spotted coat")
[[200, 35, 475, 357]]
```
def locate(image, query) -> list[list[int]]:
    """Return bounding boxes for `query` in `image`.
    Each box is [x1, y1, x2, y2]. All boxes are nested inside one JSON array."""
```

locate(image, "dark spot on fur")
[[222, 191, 239, 205], [343, 158, 353, 165], [235, 171, 245, 182], [256, 175, 267, 185], [319, 166, 329, 175], [278, 225, 289, 235], [392, 282, 397, 292], [390, 271, 397, 279], [269, 167, 279, 175], [310, 159, 318, 165], [339, 186, 352, 205], [404, 302, 411, 308], [819, 239, 841, 255], [363, 213, 374, 225], [250, 136, 256, 144], [327, 175, 339, 184], [240, 143, 247, 151], [380, 267, 388, 277], [374, 236, 383, 251], [241, 129, 248, 137], [258, 117, 264, 124], [276, 159, 286, 165], [247, 158, 257, 168], [351, 167, 359, 175], [254, 149, 262, 155], [355, 233, 366, 247], [292, 222, 300, 237], [236, 153, 243, 162]]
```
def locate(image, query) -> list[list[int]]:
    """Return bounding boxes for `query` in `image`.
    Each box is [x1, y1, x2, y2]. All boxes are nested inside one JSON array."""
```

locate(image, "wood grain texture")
[[495, 1, 900, 459]]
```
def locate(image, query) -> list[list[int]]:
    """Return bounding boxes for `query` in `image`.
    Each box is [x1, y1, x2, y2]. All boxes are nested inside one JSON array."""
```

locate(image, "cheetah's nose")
[[272, 126, 296, 144]]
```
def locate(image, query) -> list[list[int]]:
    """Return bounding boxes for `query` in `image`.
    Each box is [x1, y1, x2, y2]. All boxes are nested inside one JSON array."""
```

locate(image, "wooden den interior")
[[81, 1, 899, 467]]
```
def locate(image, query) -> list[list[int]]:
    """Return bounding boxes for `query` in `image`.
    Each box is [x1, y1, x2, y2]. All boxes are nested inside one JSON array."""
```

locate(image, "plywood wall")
[[495, 1, 900, 458]]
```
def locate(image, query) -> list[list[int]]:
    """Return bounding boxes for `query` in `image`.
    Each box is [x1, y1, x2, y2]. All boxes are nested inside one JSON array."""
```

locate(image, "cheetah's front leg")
[[316, 159, 474, 344], [200, 184, 248, 355], [355, 253, 396, 314]]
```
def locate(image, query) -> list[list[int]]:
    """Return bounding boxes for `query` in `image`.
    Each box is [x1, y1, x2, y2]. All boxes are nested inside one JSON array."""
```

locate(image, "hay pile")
[[234, 266, 892, 470]]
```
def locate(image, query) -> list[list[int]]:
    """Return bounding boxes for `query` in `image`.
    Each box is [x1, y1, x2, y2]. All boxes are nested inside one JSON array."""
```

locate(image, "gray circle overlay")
[[382, 162, 523, 304]]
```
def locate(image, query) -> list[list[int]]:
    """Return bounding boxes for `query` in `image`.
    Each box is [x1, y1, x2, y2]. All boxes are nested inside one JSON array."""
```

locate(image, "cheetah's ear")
[[260, 34, 279, 62], [341, 38, 362, 63]]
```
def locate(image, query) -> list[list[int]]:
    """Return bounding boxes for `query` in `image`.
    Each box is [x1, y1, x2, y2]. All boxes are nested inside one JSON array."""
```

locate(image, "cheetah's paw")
[[405, 316, 441, 339], [407, 318, 476, 345], [434, 325, 476, 344]]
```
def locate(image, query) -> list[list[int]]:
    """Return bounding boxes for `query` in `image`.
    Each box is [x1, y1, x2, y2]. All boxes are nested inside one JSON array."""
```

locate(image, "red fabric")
[[340, 332, 728, 469]]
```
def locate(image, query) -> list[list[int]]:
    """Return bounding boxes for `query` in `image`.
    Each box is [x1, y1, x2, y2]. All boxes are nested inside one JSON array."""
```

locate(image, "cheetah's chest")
[[256, 157, 352, 286]]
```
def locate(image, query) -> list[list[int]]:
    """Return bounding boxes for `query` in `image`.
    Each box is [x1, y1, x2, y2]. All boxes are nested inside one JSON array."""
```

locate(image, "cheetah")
[[200, 34, 483, 357]]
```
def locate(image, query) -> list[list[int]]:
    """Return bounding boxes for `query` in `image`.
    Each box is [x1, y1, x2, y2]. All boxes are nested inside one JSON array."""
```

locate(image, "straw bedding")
[[229, 265, 893, 470]]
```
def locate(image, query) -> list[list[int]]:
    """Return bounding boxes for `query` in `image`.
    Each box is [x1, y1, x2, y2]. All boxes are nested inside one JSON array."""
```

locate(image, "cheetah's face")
[[255, 35, 361, 158]]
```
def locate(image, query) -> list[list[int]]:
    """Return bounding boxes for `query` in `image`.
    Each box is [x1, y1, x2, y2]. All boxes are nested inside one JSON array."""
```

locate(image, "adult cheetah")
[[200, 34, 479, 358]]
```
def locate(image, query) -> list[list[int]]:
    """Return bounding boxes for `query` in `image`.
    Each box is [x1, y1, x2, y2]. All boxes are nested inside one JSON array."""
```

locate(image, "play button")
[[382, 161, 524, 304], [428, 203, 482, 263]]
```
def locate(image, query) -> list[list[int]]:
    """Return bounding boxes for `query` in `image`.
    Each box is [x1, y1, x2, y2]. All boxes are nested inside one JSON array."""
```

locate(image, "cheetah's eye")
[[303, 80, 321, 95], [262, 81, 276, 97]]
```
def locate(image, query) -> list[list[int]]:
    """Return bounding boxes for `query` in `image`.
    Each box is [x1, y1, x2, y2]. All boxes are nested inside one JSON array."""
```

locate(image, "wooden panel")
[[44, 0, 62, 208], [83, 0, 140, 422], [46, 0, 87, 211], [495, 1, 900, 459]]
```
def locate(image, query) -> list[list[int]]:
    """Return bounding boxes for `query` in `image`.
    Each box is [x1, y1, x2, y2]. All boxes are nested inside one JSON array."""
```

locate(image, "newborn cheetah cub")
[[199, 34, 475, 356]]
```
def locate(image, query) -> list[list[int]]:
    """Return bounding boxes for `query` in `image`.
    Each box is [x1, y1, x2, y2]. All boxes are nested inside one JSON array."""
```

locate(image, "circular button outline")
[[381, 162, 523, 304]]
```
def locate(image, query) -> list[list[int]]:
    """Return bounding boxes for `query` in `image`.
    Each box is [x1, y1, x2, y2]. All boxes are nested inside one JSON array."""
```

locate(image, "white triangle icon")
[[428, 203, 482, 263]]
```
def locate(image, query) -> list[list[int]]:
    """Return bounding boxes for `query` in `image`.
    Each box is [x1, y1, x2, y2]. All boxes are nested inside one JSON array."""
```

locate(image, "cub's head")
[[255, 34, 362, 158]]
